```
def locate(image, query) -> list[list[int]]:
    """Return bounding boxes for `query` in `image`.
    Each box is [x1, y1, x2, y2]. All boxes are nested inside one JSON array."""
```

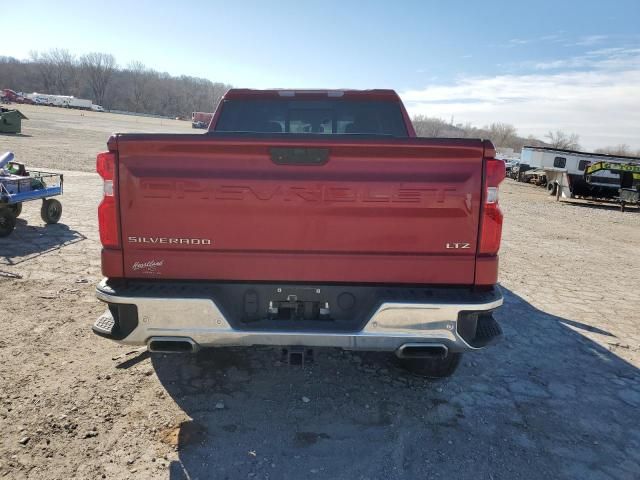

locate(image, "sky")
[[2, 0, 639, 150]]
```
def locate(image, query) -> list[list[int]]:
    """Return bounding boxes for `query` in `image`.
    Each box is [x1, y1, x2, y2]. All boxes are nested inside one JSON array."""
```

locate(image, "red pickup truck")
[[93, 89, 505, 377], [191, 111, 213, 129]]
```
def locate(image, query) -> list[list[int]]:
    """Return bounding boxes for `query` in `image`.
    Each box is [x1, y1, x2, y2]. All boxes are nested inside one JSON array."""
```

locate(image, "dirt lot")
[[1, 106, 640, 480], [2, 104, 194, 172]]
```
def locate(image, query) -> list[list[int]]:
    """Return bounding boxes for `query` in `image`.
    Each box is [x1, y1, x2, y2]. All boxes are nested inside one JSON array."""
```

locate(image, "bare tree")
[[456, 122, 481, 138], [127, 61, 150, 112], [411, 116, 526, 150], [545, 130, 581, 150], [29, 50, 56, 93], [210, 82, 228, 112], [80, 52, 116, 106], [487, 123, 517, 148], [594, 144, 633, 156], [412, 115, 451, 137], [46, 49, 77, 94]]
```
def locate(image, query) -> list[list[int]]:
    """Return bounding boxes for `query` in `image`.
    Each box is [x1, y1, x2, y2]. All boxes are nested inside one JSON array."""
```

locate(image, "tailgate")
[[116, 135, 485, 284]]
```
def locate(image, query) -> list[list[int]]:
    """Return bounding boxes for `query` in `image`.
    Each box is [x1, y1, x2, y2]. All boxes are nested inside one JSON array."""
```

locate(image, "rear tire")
[[0, 208, 16, 237], [41, 199, 62, 224], [8, 202, 22, 217], [398, 352, 463, 378]]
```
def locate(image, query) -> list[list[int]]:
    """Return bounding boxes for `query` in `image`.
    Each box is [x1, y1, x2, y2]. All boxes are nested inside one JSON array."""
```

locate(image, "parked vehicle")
[[520, 146, 634, 198], [191, 111, 213, 129], [50, 95, 74, 107], [1, 89, 31, 104], [584, 160, 640, 211], [91, 104, 105, 112], [22, 93, 94, 110], [93, 89, 506, 378], [504, 160, 518, 173], [32, 95, 51, 105], [508, 161, 534, 182], [25, 93, 49, 105], [68, 98, 93, 110]]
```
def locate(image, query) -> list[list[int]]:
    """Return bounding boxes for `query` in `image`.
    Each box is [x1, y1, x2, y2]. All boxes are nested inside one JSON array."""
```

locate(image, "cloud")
[[508, 38, 531, 45], [503, 34, 564, 47], [572, 34, 609, 46], [401, 49, 640, 150], [532, 47, 640, 70]]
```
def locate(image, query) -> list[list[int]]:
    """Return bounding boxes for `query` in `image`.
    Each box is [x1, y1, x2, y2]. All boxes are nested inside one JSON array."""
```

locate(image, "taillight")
[[478, 158, 505, 255], [96, 151, 120, 248]]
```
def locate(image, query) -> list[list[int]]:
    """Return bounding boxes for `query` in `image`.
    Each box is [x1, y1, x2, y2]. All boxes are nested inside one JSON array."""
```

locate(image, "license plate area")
[[267, 287, 331, 321]]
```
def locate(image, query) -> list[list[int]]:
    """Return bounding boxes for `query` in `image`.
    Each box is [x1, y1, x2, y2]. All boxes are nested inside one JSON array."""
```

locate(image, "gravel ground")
[[1, 106, 639, 480], [1, 104, 193, 172]]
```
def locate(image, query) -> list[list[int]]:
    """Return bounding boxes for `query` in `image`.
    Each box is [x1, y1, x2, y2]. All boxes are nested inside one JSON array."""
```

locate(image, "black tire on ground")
[[0, 208, 16, 237], [41, 199, 62, 224], [547, 182, 557, 195], [397, 352, 463, 378], [8, 202, 22, 217]]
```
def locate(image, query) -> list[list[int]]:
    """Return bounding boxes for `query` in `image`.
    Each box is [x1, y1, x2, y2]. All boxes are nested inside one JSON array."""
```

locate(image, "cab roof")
[[223, 89, 401, 101]]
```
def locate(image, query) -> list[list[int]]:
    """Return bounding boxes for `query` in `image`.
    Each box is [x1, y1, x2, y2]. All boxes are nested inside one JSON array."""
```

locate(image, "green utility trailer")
[[0, 108, 28, 134], [584, 160, 640, 211]]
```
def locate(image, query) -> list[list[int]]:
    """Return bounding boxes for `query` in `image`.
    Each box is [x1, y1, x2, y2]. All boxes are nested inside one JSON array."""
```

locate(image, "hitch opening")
[[282, 346, 314, 366]]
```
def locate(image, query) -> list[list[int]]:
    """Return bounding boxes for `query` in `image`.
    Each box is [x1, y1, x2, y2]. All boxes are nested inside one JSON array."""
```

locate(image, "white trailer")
[[51, 95, 74, 107], [520, 146, 632, 199], [68, 98, 93, 110], [25, 93, 93, 110], [27, 93, 54, 105]]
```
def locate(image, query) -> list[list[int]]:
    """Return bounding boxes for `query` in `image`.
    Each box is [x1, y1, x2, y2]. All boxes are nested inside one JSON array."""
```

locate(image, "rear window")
[[214, 99, 408, 137]]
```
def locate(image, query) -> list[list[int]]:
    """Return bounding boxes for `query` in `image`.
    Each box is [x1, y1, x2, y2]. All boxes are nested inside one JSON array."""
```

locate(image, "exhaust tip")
[[396, 343, 448, 359], [148, 337, 198, 354]]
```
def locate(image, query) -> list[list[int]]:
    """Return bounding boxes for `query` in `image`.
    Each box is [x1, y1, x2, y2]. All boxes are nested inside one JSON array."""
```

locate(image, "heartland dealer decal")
[[132, 260, 164, 273], [128, 236, 212, 245]]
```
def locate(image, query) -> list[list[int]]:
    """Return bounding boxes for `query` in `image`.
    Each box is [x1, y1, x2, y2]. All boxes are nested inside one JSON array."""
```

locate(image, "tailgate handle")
[[270, 147, 329, 166]]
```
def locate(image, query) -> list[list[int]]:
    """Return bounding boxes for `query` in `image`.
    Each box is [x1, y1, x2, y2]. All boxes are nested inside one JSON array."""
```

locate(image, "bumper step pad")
[[92, 310, 116, 338], [469, 315, 503, 348]]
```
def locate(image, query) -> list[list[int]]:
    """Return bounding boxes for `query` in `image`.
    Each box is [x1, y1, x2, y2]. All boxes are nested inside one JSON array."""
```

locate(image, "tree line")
[[412, 115, 640, 157], [0, 49, 231, 118], [412, 115, 572, 153]]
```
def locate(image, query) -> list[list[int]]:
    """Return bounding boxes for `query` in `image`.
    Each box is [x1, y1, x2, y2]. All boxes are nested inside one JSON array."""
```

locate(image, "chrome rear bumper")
[[94, 279, 503, 353]]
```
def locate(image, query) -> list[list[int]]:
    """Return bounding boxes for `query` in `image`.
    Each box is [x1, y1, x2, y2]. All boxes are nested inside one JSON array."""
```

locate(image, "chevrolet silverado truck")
[[93, 89, 505, 378]]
